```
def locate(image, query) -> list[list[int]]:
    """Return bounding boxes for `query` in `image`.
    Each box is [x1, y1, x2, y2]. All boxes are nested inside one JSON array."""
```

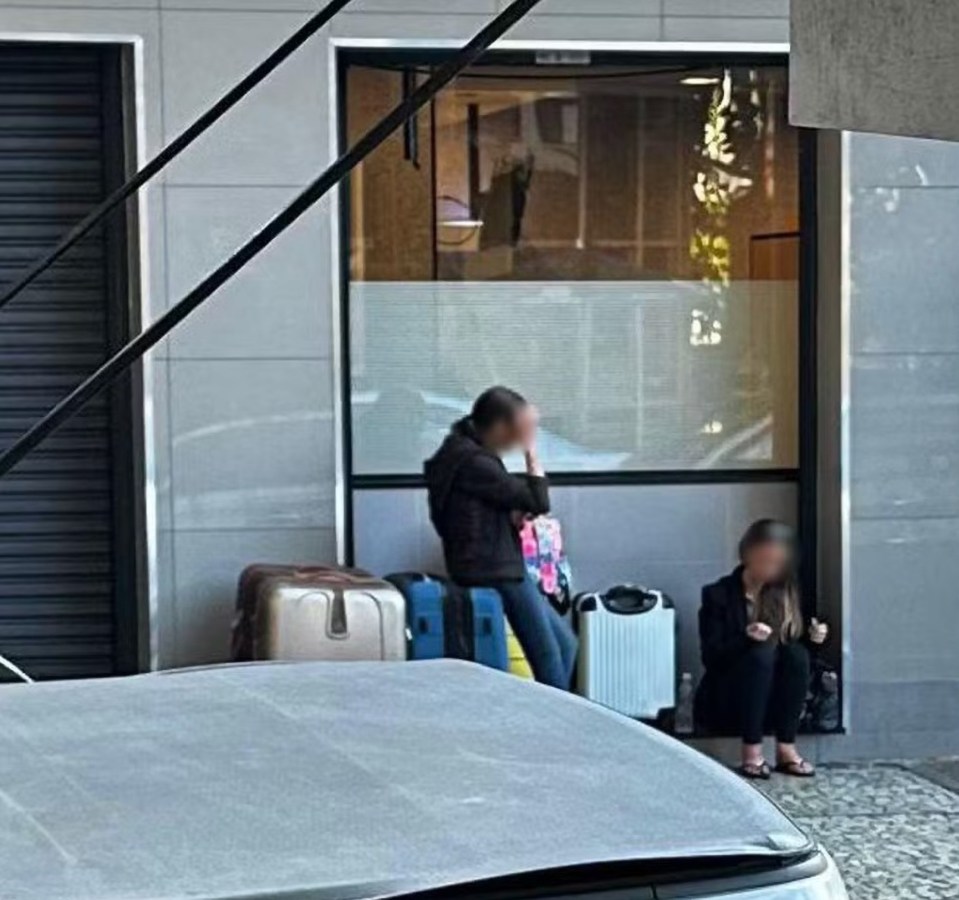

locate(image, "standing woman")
[[694, 520, 829, 779], [425, 387, 577, 690]]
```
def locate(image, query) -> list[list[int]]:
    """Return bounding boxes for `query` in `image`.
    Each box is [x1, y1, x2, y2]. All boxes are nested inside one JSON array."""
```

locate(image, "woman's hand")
[[746, 622, 773, 642], [518, 405, 540, 451], [808, 618, 829, 645], [519, 406, 544, 476]]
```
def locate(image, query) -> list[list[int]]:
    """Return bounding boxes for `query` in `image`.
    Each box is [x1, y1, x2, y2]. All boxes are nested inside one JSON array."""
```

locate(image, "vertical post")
[[798, 127, 820, 613]]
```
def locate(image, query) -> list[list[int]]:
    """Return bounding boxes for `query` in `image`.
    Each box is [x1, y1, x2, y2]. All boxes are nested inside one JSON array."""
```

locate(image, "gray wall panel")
[[849, 134, 959, 190], [851, 187, 959, 355], [851, 354, 959, 521], [850, 518, 959, 685]]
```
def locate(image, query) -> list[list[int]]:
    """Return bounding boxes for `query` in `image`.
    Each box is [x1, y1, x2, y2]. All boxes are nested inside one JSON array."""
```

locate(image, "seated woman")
[[694, 519, 828, 779], [424, 386, 577, 690]]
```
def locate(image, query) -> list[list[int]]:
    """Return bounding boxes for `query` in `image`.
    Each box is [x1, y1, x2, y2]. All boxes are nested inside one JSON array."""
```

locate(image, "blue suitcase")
[[386, 574, 508, 671]]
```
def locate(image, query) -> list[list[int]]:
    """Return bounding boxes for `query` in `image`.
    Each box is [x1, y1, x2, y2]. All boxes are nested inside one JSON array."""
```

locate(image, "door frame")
[[99, 44, 143, 675], [0, 36, 148, 674]]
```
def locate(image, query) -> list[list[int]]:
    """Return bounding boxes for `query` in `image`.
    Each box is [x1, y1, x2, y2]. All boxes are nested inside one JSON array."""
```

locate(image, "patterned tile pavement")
[[756, 764, 959, 900]]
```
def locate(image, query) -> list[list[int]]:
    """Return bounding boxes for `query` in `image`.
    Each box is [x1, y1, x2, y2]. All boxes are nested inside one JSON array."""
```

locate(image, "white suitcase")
[[576, 586, 676, 720], [241, 567, 407, 663]]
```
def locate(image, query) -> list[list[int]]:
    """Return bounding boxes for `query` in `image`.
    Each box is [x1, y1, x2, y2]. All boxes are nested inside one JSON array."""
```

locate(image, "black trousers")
[[735, 641, 810, 744]]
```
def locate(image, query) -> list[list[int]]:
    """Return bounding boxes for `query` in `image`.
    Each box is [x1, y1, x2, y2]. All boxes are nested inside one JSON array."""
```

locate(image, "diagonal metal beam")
[[0, 0, 355, 313], [0, 0, 544, 480]]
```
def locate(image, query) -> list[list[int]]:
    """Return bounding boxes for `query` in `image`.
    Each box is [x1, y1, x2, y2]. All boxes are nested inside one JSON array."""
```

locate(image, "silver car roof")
[[0, 661, 809, 900]]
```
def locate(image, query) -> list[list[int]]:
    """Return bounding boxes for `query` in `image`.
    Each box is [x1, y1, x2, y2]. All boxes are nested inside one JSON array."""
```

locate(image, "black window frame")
[[336, 48, 818, 594]]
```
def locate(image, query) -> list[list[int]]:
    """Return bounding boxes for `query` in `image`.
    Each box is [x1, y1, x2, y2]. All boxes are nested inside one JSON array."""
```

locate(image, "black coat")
[[699, 567, 753, 672], [694, 567, 753, 731], [425, 420, 550, 585], [694, 566, 810, 731]]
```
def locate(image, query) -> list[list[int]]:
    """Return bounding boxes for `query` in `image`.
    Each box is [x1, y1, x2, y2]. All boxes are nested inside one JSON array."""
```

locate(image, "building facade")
[[0, 0, 955, 759]]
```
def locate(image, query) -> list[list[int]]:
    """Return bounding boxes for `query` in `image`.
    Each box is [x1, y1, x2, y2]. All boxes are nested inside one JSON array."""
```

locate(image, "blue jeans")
[[494, 576, 578, 691]]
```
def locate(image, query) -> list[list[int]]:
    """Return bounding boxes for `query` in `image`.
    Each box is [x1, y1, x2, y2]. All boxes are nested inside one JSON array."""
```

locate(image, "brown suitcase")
[[232, 565, 407, 663]]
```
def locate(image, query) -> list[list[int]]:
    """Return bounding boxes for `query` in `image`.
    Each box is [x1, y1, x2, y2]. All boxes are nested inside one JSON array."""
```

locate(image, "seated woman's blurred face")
[[744, 540, 790, 584]]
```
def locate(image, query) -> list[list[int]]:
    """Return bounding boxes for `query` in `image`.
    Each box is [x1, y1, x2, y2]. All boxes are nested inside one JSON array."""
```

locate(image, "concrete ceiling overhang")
[[790, 0, 959, 142]]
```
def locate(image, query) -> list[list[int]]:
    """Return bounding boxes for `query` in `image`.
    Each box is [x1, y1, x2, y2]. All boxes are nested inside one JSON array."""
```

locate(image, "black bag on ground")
[[802, 659, 841, 733]]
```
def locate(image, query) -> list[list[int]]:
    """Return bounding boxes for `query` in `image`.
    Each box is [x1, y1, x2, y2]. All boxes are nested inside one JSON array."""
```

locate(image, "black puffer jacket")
[[425, 419, 550, 585]]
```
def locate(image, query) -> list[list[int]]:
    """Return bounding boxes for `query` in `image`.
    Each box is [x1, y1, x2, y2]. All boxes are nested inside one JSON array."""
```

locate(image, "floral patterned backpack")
[[519, 516, 573, 616]]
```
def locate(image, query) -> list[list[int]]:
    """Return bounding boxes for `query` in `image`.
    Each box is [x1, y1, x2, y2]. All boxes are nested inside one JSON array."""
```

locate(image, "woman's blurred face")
[[484, 404, 534, 453], [744, 539, 791, 584], [484, 416, 522, 452]]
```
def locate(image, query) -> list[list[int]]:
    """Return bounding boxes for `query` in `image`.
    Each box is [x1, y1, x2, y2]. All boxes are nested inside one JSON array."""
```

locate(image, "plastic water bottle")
[[675, 673, 695, 736]]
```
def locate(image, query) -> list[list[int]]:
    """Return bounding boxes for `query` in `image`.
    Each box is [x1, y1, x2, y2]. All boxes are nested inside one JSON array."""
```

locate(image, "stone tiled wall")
[[838, 133, 959, 759]]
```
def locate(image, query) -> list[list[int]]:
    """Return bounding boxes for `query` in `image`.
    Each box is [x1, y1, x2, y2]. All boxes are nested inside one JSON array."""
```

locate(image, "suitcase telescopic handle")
[[319, 573, 372, 584], [326, 588, 349, 639], [285, 566, 371, 582], [294, 589, 352, 641], [602, 586, 659, 615], [391, 573, 443, 584], [326, 589, 386, 641]]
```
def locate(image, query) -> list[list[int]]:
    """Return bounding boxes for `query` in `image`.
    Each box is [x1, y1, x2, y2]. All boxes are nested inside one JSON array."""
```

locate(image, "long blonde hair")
[[757, 580, 803, 642]]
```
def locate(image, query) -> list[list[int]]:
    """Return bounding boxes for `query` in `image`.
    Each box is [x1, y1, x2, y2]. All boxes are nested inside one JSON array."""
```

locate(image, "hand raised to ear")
[[809, 618, 829, 645]]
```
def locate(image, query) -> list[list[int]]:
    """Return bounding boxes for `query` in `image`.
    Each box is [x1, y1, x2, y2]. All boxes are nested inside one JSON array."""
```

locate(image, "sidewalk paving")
[[757, 763, 959, 899]]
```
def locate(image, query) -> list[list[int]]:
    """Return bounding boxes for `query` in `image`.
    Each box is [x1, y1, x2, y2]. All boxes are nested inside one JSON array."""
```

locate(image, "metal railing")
[[0, 0, 545, 479]]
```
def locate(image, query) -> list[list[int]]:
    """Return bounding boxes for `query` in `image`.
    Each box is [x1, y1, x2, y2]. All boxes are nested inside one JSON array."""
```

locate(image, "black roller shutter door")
[[0, 44, 133, 681]]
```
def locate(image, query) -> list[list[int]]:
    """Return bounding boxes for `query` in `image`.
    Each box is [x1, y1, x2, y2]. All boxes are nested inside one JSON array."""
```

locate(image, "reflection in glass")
[[346, 63, 799, 475]]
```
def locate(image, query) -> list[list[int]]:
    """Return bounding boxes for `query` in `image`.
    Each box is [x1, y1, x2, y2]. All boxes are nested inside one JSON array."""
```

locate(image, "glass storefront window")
[[345, 62, 800, 476]]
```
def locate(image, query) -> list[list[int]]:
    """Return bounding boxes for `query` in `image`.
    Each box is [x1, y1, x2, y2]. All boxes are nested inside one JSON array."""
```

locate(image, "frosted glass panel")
[[350, 280, 798, 475]]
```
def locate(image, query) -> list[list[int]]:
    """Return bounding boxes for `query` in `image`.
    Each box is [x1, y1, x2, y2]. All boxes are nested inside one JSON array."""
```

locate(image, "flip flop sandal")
[[738, 760, 771, 780], [775, 758, 816, 778]]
